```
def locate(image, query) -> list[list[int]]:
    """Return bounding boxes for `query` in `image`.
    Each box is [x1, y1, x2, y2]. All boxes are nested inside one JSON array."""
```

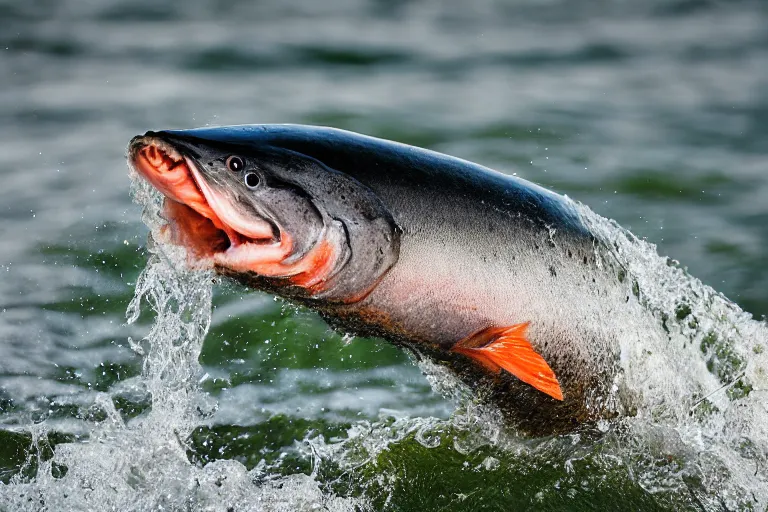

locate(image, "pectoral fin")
[[451, 323, 563, 401]]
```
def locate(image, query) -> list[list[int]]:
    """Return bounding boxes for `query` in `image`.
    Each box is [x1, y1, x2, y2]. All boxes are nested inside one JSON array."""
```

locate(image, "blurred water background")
[[0, 0, 767, 510]]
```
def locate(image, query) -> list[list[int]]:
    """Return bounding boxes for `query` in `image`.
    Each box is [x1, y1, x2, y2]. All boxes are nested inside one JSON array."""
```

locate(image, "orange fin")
[[451, 323, 563, 401]]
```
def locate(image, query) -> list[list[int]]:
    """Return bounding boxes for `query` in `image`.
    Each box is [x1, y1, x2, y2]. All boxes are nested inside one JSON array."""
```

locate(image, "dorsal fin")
[[451, 323, 563, 401]]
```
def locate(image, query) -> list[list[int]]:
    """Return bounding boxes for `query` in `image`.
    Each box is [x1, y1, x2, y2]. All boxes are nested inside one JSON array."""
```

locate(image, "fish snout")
[[129, 134, 185, 176]]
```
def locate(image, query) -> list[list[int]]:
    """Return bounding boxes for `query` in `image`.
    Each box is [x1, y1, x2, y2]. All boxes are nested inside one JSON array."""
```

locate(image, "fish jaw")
[[130, 136, 218, 223], [130, 135, 277, 261], [128, 135, 343, 291]]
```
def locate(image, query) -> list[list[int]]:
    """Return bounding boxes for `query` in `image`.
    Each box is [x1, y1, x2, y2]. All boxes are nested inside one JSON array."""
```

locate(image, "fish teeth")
[[149, 138, 183, 163]]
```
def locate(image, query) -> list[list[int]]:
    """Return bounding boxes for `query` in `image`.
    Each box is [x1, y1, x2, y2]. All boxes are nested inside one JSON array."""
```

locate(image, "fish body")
[[130, 124, 651, 434]]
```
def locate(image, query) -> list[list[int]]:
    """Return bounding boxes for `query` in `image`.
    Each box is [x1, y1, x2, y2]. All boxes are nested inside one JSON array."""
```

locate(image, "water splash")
[[0, 170, 363, 511], [578, 202, 768, 509]]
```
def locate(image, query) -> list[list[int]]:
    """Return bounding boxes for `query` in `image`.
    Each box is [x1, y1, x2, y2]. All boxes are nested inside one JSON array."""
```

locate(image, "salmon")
[[129, 124, 644, 435]]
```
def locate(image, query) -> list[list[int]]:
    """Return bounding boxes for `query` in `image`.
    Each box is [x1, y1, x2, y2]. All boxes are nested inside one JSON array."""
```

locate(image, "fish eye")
[[226, 155, 244, 172], [244, 172, 260, 189]]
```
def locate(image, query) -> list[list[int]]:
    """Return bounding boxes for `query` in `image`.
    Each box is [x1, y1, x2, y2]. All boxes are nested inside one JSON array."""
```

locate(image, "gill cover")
[[152, 131, 401, 304]]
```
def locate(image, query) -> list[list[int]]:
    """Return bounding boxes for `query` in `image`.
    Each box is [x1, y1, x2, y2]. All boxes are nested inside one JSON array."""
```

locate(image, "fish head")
[[128, 126, 400, 304]]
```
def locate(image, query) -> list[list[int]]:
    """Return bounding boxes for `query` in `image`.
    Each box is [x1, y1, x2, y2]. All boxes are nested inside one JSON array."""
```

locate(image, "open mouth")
[[129, 135, 341, 292], [129, 137, 285, 269], [159, 199, 232, 263]]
